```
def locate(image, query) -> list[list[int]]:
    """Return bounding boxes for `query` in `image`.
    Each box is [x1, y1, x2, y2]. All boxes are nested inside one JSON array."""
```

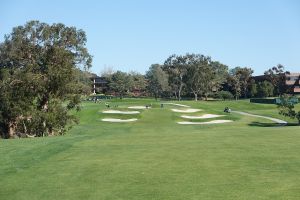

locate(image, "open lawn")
[[1, 99, 300, 199]]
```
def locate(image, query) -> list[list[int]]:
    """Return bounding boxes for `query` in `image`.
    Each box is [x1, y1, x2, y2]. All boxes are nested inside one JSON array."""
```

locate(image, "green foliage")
[[278, 95, 300, 124], [109, 71, 133, 98], [264, 64, 289, 95], [0, 21, 92, 138], [215, 90, 234, 100], [257, 81, 274, 97], [248, 79, 257, 97], [130, 71, 147, 93], [163, 54, 228, 101], [228, 67, 253, 99], [146, 64, 169, 100]]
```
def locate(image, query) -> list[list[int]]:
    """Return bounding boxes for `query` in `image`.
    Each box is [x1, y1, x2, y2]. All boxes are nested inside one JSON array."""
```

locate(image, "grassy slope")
[[1, 99, 300, 200]]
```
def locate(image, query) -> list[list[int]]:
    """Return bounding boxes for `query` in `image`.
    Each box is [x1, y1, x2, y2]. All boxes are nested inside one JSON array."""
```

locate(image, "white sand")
[[102, 110, 140, 114], [171, 108, 202, 113], [177, 120, 233, 125], [128, 106, 151, 109], [163, 103, 190, 108], [102, 118, 138, 122], [181, 114, 224, 119]]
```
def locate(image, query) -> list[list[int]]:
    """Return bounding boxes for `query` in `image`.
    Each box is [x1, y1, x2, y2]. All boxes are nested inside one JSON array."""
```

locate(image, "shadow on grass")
[[248, 121, 300, 127]]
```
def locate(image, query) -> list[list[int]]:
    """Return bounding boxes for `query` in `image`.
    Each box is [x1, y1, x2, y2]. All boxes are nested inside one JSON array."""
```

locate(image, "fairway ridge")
[[128, 106, 151, 109], [163, 102, 190, 107], [101, 118, 138, 122], [178, 119, 233, 124], [181, 114, 224, 119], [102, 110, 140, 114], [171, 108, 202, 113]]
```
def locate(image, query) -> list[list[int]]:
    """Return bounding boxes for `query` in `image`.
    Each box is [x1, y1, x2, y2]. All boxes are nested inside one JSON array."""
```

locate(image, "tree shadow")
[[248, 122, 299, 127]]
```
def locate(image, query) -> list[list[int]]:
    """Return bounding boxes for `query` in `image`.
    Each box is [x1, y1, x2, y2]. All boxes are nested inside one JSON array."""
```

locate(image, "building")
[[90, 74, 108, 94], [253, 72, 300, 94], [286, 73, 300, 93]]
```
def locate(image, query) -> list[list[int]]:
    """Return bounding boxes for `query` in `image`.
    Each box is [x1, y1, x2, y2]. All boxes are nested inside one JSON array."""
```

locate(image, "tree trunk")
[[194, 93, 198, 101], [174, 91, 178, 100], [178, 84, 183, 101], [8, 121, 16, 138]]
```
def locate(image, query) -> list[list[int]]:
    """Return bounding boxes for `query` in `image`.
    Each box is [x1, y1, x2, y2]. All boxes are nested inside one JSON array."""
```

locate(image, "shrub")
[[215, 91, 234, 100]]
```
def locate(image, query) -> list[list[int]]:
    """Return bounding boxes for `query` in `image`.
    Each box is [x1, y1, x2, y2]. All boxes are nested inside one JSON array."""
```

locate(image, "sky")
[[1, 0, 299, 75]]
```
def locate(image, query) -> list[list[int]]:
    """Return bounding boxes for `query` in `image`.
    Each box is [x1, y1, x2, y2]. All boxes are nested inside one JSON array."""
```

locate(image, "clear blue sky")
[[1, 0, 299, 75]]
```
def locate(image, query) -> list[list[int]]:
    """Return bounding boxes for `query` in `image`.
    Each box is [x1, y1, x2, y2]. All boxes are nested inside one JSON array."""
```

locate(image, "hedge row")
[[250, 98, 299, 104]]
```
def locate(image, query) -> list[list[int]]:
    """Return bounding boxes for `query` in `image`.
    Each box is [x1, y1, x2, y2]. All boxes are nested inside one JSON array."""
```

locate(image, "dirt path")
[[232, 111, 287, 125]]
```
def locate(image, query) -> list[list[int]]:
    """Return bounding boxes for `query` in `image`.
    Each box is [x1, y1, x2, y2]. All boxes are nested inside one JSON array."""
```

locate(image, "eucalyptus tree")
[[185, 55, 212, 101], [0, 21, 92, 138], [163, 54, 190, 101], [264, 64, 289, 95], [146, 64, 169, 100], [109, 71, 133, 98], [227, 67, 253, 99]]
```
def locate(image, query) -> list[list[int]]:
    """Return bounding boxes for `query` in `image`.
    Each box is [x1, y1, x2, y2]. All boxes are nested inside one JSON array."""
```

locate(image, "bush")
[[215, 91, 234, 100], [250, 98, 276, 104], [250, 97, 298, 104]]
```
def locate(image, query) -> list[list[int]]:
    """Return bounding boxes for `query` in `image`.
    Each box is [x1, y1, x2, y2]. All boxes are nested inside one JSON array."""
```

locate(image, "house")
[[252, 72, 300, 94], [90, 74, 108, 94], [286, 73, 300, 93]]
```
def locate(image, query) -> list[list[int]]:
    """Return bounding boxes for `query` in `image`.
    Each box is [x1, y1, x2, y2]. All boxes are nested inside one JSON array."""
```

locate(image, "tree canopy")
[[0, 21, 92, 138]]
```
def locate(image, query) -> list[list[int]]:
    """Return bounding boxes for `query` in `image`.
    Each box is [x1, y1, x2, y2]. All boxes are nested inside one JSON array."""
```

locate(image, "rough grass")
[[1, 99, 300, 200]]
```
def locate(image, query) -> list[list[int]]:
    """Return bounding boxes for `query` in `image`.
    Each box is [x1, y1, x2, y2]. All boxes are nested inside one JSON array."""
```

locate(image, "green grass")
[[1, 99, 300, 199]]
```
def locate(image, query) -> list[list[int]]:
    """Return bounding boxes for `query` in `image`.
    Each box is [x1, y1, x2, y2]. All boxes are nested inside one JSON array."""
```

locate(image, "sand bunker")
[[128, 106, 150, 109], [178, 120, 233, 125], [103, 110, 140, 114], [163, 103, 190, 108], [171, 108, 202, 113], [102, 118, 138, 122], [181, 114, 224, 119]]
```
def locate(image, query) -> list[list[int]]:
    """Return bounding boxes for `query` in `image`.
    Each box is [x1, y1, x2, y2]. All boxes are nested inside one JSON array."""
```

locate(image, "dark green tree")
[[163, 54, 190, 101], [248, 79, 257, 97], [146, 64, 169, 100], [264, 64, 290, 95], [109, 71, 133, 98], [257, 81, 274, 97], [278, 95, 300, 124], [0, 21, 92, 138]]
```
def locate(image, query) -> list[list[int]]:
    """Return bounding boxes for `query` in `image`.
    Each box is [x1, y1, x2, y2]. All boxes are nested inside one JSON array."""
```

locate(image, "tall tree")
[[264, 64, 290, 95], [227, 73, 241, 100], [257, 81, 274, 97], [0, 21, 92, 138], [231, 67, 253, 98], [185, 55, 212, 101], [146, 64, 169, 100], [129, 71, 147, 93], [109, 71, 133, 98], [163, 54, 190, 101]]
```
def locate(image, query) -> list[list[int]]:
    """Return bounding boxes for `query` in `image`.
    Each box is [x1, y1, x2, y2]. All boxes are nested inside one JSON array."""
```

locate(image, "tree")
[[109, 71, 133, 98], [0, 21, 92, 138], [231, 67, 253, 98], [278, 95, 300, 124], [146, 64, 169, 100], [129, 71, 147, 94], [163, 54, 190, 101], [248, 79, 257, 97], [264, 64, 290, 95], [257, 81, 274, 97], [185, 55, 213, 101], [215, 91, 234, 100], [227, 73, 241, 100]]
